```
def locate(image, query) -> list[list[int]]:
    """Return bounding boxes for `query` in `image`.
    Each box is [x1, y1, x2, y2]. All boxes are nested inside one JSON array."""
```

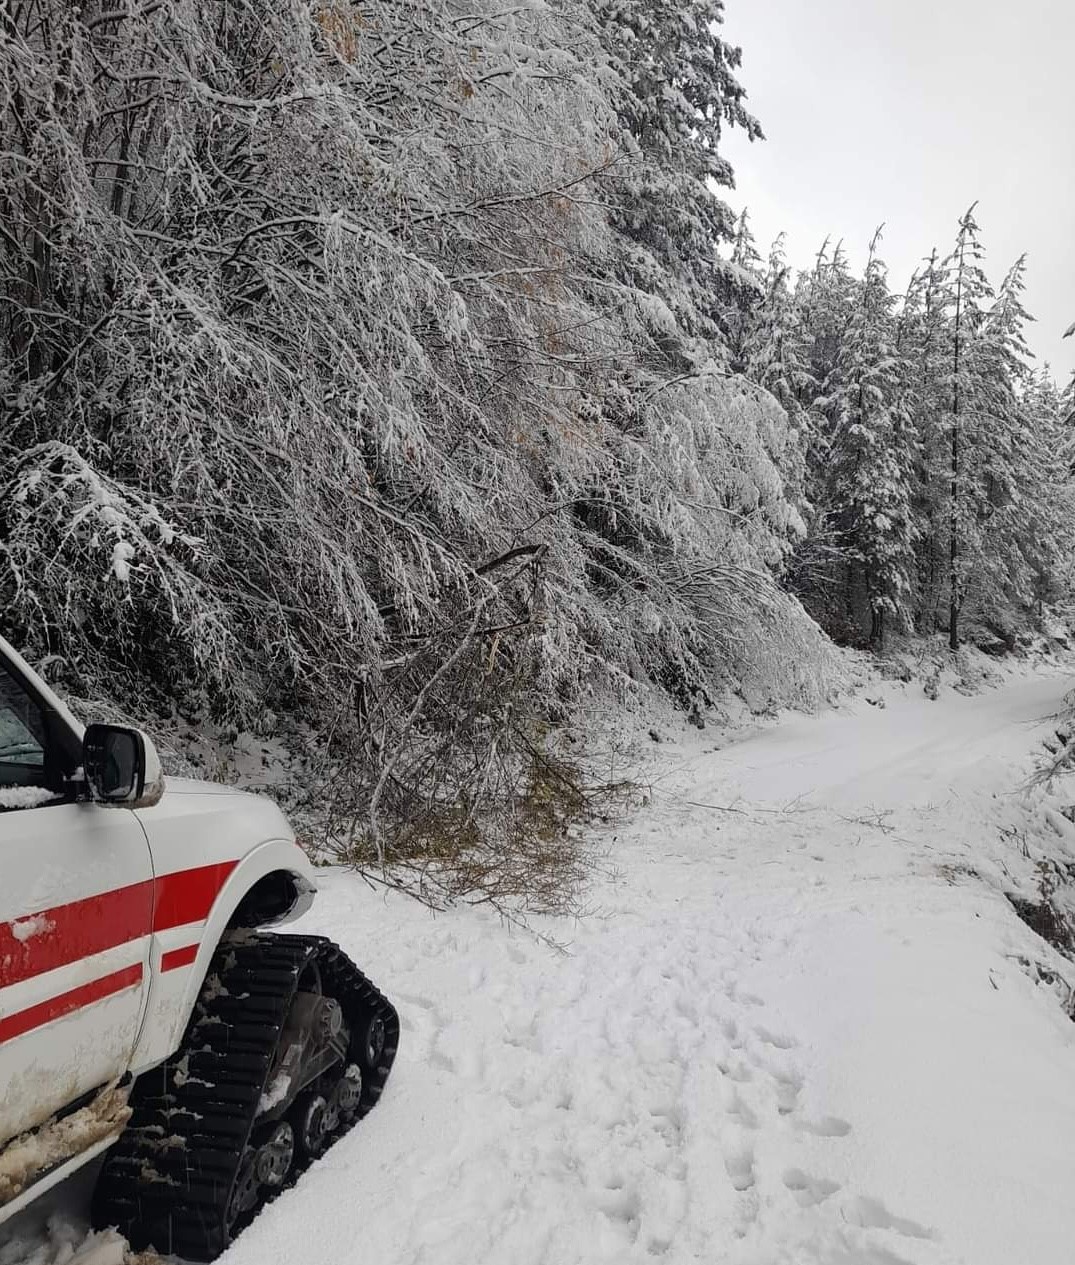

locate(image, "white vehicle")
[[0, 635, 398, 1259]]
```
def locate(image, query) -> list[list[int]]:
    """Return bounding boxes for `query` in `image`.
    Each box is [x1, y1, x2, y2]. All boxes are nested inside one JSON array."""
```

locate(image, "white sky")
[[719, 0, 1075, 381]]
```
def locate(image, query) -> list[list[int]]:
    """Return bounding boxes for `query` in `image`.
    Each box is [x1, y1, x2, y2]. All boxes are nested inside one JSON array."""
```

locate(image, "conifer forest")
[[1, 0, 1072, 900]]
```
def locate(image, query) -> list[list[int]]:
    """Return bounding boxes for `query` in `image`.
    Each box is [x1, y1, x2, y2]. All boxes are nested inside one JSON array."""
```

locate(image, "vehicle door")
[[0, 656, 153, 1149]]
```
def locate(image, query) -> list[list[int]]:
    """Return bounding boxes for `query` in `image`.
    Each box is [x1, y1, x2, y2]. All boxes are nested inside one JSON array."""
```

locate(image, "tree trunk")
[[949, 405, 960, 651], [870, 605, 885, 651], [949, 237, 964, 653]]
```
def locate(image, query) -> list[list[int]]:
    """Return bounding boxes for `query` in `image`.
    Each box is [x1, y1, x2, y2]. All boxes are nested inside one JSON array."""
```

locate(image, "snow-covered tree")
[[737, 209, 1073, 653], [942, 246, 1066, 642], [941, 205, 996, 648], [771, 239, 861, 635], [829, 231, 917, 645], [1012, 369, 1075, 625], [595, 0, 763, 349], [721, 209, 765, 367], [897, 249, 954, 631], [0, 0, 834, 904], [738, 235, 815, 532]]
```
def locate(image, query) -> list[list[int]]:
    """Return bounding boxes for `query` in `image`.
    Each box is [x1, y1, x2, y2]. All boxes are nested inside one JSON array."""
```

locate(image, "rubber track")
[[91, 933, 399, 1261]]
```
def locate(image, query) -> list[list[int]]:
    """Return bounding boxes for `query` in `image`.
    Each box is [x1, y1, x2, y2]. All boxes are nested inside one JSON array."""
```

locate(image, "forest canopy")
[[1, 0, 1069, 902]]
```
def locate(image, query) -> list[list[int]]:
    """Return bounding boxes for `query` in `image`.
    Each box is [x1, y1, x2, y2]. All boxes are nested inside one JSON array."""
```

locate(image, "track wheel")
[[359, 1012, 387, 1069], [331, 1063, 364, 1124], [255, 1120, 295, 1189], [91, 932, 400, 1261], [293, 1092, 333, 1160], [225, 1149, 260, 1239]]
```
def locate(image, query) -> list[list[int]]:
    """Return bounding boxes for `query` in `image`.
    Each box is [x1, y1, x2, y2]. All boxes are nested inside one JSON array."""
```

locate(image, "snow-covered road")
[[225, 669, 1075, 1265], [697, 669, 1068, 810], [8, 669, 1075, 1265]]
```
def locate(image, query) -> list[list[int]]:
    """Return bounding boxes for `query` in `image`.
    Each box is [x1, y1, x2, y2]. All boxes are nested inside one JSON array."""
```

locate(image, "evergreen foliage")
[[0, 0, 827, 906], [735, 209, 1073, 650], [0, 2, 1068, 905]]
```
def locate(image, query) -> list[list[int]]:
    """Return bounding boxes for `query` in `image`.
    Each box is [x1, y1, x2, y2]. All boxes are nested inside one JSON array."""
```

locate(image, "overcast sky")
[[719, 0, 1074, 381]]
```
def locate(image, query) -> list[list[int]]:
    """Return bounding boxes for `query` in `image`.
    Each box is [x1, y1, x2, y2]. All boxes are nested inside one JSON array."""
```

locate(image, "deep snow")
[[6, 667, 1075, 1264]]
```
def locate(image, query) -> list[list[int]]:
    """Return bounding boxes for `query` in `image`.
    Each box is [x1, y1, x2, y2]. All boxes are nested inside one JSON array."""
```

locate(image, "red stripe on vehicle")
[[160, 943, 199, 972], [0, 882, 153, 990], [0, 964, 143, 1046], [0, 861, 237, 988], [153, 862, 236, 932]]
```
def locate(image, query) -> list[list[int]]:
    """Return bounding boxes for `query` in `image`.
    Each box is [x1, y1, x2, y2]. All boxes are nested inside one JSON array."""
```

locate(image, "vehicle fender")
[[130, 840, 317, 1072]]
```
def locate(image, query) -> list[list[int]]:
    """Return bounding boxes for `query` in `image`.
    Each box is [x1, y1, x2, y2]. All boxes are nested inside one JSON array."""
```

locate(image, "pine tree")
[[736, 234, 814, 541], [742, 236, 814, 410], [899, 249, 954, 632], [595, 0, 763, 347], [811, 231, 917, 644], [731, 209, 764, 273], [737, 204, 1074, 653], [845, 232, 917, 644], [944, 204, 995, 649], [802, 239, 858, 399], [722, 209, 765, 367], [963, 254, 1037, 633], [1015, 369, 1075, 625], [780, 239, 861, 635]]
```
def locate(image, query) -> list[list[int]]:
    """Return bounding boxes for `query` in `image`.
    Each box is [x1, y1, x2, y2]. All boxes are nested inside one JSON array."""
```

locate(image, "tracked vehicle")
[[0, 635, 398, 1259]]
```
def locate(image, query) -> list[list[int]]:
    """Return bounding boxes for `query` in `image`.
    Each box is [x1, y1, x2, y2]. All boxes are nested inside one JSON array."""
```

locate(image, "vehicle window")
[[0, 660, 54, 798]]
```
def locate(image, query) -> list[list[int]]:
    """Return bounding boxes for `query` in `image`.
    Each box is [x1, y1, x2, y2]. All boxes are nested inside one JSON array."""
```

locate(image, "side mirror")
[[83, 723, 165, 808]]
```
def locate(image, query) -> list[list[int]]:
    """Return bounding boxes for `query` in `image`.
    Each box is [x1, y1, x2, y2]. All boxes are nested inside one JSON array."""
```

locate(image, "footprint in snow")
[[724, 977, 766, 1008], [722, 1137, 755, 1192], [428, 1044, 456, 1074], [674, 994, 700, 1024], [502, 1011, 543, 1053], [782, 1167, 841, 1207], [843, 1195, 935, 1240], [648, 1097, 686, 1143], [764, 1062, 803, 1114], [723, 1086, 759, 1130], [396, 990, 436, 1012], [754, 1024, 798, 1050], [504, 1081, 543, 1110], [551, 1082, 574, 1111], [396, 993, 449, 1048], [799, 1114, 853, 1138], [717, 1057, 754, 1084]]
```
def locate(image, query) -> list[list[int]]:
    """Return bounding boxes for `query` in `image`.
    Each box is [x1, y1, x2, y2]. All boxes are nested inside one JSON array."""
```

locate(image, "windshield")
[[0, 657, 61, 802]]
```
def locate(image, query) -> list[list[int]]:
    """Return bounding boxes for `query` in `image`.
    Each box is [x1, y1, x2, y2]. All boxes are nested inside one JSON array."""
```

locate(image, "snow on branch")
[[0, 0, 833, 907]]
